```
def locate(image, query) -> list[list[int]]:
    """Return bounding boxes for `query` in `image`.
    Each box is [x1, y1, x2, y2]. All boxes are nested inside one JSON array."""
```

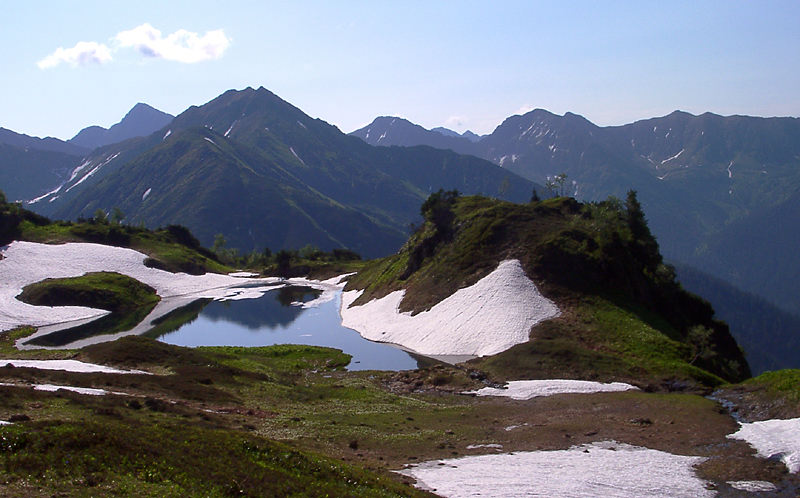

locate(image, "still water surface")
[[156, 286, 420, 371]]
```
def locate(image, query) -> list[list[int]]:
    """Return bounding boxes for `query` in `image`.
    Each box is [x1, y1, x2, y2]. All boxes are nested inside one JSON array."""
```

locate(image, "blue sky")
[[3, 1, 799, 140]]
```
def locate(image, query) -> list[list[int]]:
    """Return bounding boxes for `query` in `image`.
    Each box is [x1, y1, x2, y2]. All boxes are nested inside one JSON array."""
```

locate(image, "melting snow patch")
[[32, 384, 112, 395], [0, 359, 147, 374], [0, 241, 281, 332], [204, 137, 218, 147], [68, 159, 93, 183], [661, 149, 684, 164], [142, 187, 152, 200], [727, 160, 734, 179], [726, 480, 778, 492], [0, 421, 12, 425], [465, 379, 638, 400], [289, 147, 306, 166], [224, 120, 237, 137], [162, 129, 171, 140], [27, 184, 63, 205], [340, 260, 559, 357], [728, 417, 800, 473], [465, 444, 503, 450], [399, 441, 712, 498], [297, 120, 307, 129]]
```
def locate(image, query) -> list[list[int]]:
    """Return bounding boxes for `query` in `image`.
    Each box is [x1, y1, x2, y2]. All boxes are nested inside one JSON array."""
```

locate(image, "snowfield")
[[728, 417, 800, 473], [399, 441, 713, 498], [0, 241, 346, 347], [0, 359, 147, 374], [465, 379, 638, 400], [340, 260, 559, 357]]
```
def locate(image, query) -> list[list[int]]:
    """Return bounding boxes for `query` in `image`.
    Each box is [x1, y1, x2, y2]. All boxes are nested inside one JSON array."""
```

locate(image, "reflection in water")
[[200, 287, 321, 330], [29, 285, 419, 371], [24, 302, 157, 348], [158, 286, 419, 371]]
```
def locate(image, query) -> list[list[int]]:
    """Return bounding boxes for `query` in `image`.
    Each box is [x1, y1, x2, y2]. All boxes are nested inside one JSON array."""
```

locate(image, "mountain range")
[[2, 89, 798, 371], [0, 104, 174, 202], [352, 110, 800, 318], [20, 87, 534, 257]]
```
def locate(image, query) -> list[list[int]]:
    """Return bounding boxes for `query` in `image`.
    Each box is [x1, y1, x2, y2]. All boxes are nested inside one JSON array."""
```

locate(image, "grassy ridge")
[[347, 195, 749, 385]]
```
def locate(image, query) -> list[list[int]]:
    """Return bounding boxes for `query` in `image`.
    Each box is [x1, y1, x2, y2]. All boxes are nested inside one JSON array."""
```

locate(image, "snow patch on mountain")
[[289, 147, 306, 166], [340, 260, 559, 357], [465, 379, 638, 400], [728, 417, 800, 473], [399, 441, 712, 497], [661, 149, 684, 164], [0, 359, 147, 374]]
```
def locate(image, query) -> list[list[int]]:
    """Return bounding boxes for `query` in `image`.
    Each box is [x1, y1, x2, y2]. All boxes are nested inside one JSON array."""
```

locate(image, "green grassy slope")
[[346, 194, 750, 386]]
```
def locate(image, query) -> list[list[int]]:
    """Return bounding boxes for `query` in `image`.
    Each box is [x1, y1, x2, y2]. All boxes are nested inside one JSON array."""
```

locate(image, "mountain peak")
[[70, 103, 174, 150]]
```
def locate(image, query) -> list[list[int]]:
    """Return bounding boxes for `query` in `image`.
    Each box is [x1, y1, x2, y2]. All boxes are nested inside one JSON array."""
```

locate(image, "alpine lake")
[[20, 284, 423, 371]]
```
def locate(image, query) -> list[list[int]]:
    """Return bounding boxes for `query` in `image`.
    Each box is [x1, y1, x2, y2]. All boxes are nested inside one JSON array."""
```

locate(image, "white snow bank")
[[0, 421, 11, 425], [1, 381, 126, 396], [466, 379, 638, 400], [0, 241, 282, 332], [465, 444, 502, 450], [33, 383, 111, 395], [289, 274, 352, 309], [728, 417, 800, 473], [340, 260, 559, 356], [726, 480, 777, 492], [0, 359, 147, 374], [399, 441, 712, 498]]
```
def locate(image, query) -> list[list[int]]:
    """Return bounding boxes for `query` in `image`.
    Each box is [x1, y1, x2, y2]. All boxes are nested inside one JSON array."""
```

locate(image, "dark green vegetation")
[[31, 87, 536, 258], [0, 336, 795, 496], [17, 272, 160, 348], [348, 194, 750, 385], [18, 272, 159, 312], [0, 340, 430, 497]]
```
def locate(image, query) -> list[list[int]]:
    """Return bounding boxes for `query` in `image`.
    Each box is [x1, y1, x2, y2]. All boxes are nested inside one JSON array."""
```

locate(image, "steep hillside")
[[675, 263, 800, 374], [31, 87, 536, 256], [0, 143, 80, 202], [352, 111, 800, 318], [70, 103, 174, 150], [345, 194, 750, 386]]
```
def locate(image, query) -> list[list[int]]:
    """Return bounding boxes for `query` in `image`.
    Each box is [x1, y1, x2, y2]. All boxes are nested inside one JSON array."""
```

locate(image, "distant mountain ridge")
[[28, 87, 536, 257], [0, 127, 87, 156], [70, 103, 174, 150]]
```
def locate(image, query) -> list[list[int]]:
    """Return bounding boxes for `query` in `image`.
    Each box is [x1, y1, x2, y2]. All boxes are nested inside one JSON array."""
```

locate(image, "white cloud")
[[114, 23, 230, 63], [37, 41, 112, 69]]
